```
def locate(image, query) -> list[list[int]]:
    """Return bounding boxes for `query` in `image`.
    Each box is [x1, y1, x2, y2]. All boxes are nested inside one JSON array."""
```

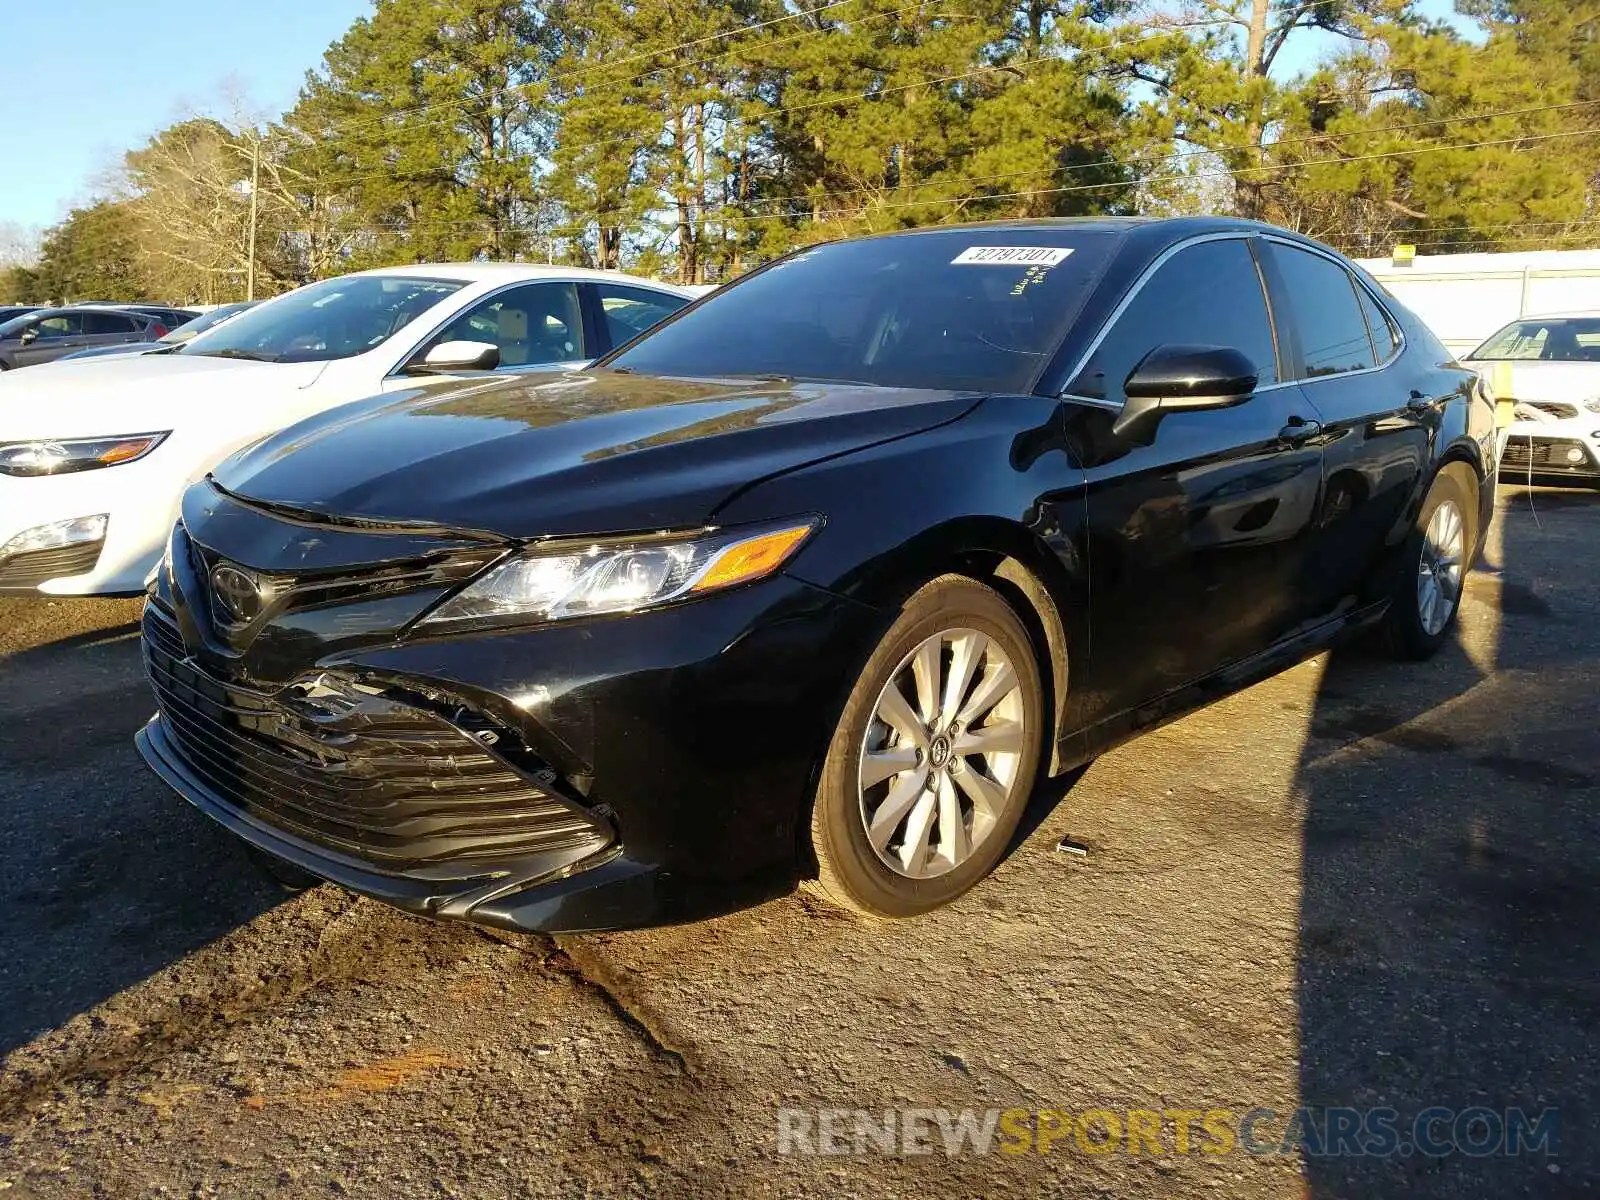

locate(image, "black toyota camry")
[[136, 217, 1498, 931]]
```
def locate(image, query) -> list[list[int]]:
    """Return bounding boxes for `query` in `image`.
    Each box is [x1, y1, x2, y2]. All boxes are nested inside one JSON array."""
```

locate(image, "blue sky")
[[2, 0, 371, 229]]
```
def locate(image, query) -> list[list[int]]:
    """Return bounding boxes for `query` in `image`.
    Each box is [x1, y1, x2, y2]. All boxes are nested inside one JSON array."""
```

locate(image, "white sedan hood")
[[0, 353, 329, 440], [1470, 360, 1599, 404]]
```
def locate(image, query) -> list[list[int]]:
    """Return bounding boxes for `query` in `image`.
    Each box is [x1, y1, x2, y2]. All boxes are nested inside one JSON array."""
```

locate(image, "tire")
[[808, 574, 1046, 918], [1381, 465, 1477, 661]]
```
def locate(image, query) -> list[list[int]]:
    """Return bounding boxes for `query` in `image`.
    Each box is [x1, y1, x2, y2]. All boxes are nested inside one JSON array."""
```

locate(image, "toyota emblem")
[[209, 564, 263, 627]]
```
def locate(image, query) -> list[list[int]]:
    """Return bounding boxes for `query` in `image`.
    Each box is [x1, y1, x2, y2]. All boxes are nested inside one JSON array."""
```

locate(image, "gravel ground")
[[0, 484, 1595, 1199]]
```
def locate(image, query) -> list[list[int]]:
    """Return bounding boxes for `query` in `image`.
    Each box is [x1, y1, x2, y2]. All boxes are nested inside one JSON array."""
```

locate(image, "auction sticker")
[[951, 246, 1073, 266]]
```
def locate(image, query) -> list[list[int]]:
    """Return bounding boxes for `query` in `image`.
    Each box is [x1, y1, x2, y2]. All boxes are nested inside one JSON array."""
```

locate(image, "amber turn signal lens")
[[691, 524, 814, 593], [97, 438, 161, 466]]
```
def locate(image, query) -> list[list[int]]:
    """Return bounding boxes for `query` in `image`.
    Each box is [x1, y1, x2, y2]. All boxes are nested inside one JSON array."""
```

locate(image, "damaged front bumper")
[[137, 714, 645, 931]]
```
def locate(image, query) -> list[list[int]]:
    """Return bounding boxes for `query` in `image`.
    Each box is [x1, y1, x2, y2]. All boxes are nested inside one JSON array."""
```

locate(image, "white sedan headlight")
[[419, 519, 818, 629], [0, 432, 169, 477]]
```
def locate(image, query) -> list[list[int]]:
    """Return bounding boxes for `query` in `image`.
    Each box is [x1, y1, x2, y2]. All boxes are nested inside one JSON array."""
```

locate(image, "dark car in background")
[[0, 305, 182, 369], [0, 305, 40, 325], [58, 301, 259, 362], [138, 217, 1498, 934], [80, 302, 200, 329]]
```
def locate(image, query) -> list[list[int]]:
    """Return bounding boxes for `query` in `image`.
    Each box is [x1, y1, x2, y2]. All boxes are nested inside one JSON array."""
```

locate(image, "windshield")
[[606, 229, 1117, 392], [158, 302, 255, 345], [1468, 316, 1600, 362], [0, 313, 40, 338], [180, 276, 465, 363]]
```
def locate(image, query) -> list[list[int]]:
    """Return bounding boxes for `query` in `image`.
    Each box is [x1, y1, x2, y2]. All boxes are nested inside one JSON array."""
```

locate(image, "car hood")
[[0, 353, 328, 439], [53, 343, 157, 362], [1467, 359, 1600, 403], [216, 370, 985, 539]]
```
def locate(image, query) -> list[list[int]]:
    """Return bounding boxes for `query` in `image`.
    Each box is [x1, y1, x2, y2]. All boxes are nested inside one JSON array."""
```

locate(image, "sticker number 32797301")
[[951, 246, 1073, 266]]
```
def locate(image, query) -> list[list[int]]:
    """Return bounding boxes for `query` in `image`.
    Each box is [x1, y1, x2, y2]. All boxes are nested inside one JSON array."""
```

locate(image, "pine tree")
[[282, 0, 550, 267]]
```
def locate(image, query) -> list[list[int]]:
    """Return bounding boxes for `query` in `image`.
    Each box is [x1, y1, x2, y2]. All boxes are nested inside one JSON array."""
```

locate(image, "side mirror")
[[1111, 345, 1258, 442], [18, 327, 38, 345], [409, 339, 500, 374]]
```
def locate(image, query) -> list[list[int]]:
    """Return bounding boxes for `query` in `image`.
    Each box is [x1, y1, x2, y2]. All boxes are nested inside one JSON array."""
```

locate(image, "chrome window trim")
[[382, 277, 686, 380], [1261, 234, 1407, 382], [1058, 231, 1407, 409], [1056, 231, 1288, 407]]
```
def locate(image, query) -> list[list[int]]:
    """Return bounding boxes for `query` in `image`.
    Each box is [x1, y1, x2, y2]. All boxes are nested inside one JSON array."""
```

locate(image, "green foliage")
[[31, 202, 148, 303], [21, 0, 1600, 293], [0, 265, 46, 304], [282, 0, 552, 269]]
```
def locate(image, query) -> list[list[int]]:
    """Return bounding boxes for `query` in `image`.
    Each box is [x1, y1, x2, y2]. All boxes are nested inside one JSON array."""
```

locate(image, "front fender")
[[715, 394, 1091, 768]]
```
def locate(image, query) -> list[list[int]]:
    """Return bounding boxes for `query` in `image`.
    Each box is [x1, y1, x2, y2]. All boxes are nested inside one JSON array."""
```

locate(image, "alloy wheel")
[[857, 627, 1026, 879], [1417, 497, 1465, 637]]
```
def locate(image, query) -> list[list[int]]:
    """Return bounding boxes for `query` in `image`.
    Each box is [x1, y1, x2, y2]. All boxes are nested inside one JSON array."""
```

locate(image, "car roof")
[[847, 215, 1284, 240], [346, 262, 693, 292], [1505, 310, 1600, 321], [48, 304, 156, 315], [74, 302, 186, 310]]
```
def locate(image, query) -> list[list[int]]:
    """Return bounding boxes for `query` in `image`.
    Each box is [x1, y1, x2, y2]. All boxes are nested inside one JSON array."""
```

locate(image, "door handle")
[[1406, 391, 1437, 413], [1278, 415, 1322, 444]]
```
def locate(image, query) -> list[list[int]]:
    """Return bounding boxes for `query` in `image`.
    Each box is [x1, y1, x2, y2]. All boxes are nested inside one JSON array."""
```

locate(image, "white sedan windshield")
[[1469, 316, 1600, 362], [180, 276, 465, 364]]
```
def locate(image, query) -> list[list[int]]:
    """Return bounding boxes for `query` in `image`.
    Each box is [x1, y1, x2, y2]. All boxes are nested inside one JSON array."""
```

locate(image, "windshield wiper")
[[194, 347, 280, 363]]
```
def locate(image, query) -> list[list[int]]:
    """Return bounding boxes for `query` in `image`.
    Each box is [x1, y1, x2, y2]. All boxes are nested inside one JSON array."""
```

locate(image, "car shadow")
[[1296, 485, 1600, 1196], [0, 601, 283, 1055]]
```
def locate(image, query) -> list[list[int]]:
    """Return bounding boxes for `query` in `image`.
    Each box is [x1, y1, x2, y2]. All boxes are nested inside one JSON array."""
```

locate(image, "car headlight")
[[0, 432, 169, 477], [1583, 396, 1600, 415], [418, 519, 819, 629]]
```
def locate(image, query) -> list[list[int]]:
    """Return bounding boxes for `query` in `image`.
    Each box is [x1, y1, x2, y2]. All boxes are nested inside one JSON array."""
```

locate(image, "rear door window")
[[82, 312, 140, 335], [1271, 245, 1378, 378], [595, 284, 688, 351], [1355, 286, 1398, 362]]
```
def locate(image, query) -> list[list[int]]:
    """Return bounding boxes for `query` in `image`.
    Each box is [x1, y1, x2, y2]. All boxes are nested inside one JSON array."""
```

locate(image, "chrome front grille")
[[177, 522, 499, 642]]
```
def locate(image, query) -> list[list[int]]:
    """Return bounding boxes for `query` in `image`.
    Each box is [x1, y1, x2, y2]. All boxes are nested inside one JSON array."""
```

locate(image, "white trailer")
[[1354, 248, 1600, 356]]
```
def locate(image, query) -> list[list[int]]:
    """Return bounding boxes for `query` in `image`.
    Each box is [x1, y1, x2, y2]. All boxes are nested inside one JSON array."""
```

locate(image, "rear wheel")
[[1381, 466, 1477, 660], [808, 575, 1045, 918]]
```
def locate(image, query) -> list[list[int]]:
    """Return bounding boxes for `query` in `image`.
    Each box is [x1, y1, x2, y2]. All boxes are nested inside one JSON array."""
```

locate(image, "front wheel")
[[808, 575, 1045, 919], [1381, 466, 1477, 660]]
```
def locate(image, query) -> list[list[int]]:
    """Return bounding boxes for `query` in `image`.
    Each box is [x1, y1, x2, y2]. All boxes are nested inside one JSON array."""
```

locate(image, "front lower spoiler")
[[136, 716, 789, 932]]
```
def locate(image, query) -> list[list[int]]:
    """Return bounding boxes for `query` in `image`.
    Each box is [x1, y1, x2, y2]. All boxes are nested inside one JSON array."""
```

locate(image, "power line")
[[1353, 231, 1600, 253], [304, 0, 867, 143], [782, 123, 1600, 224], [302, 1, 960, 192], [553, 106, 1600, 229], [298, 18, 1242, 195], [727, 97, 1600, 216], [294, 74, 1599, 225]]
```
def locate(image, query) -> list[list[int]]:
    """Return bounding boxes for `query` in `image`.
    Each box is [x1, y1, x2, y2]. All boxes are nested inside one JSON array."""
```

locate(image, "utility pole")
[[246, 135, 261, 302]]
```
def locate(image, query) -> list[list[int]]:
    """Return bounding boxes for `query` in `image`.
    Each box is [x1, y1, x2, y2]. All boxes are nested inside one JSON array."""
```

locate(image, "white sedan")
[[0, 264, 692, 595], [1463, 310, 1600, 485]]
